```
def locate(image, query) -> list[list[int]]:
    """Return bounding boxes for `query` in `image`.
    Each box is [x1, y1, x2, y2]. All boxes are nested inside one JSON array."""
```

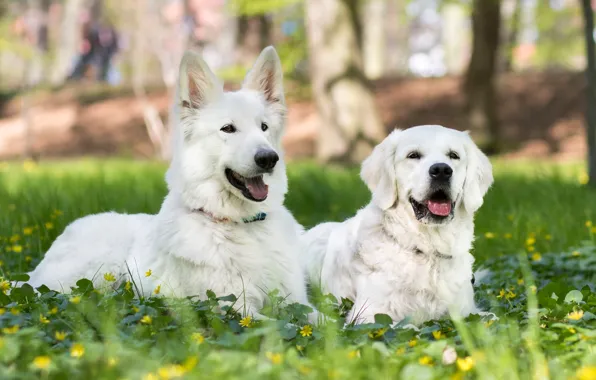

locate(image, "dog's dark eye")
[[220, 124, 236, 133], [448, 151, 460, 160], [407, 151, 421, 159], [261, 122, 268, 132]]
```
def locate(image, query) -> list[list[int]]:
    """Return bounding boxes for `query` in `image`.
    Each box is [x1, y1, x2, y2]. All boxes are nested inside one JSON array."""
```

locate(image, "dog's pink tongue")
[[426, 200, 452, 216], [245, 177, 268, 200]]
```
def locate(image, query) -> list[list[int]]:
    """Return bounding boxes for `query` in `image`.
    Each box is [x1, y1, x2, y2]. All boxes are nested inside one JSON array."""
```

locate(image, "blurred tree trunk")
[[305, 0, 385, 164], [51, 0, 84, 84], [385, 0, 409, 75], [236, 15, 271, 67], [580, 0, 596, 186], [502, 0, 521, 71], [464, 0, 502, 153], [362, 0, 385, 79]]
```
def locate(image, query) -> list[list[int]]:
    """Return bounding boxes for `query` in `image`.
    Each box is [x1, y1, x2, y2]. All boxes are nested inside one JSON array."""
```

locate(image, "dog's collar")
[[196, 208, 267, 224]]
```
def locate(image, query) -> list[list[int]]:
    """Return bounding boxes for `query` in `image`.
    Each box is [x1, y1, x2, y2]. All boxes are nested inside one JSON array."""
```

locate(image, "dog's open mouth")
[[225, 168, 268, 202], [409, 190, 454, 220]]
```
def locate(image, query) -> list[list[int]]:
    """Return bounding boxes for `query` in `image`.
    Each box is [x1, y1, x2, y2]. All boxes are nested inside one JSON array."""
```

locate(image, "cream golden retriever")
[[302, 125, 494, 325]]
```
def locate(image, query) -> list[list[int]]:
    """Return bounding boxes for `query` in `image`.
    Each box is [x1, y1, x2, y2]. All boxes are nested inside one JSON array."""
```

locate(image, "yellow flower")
[[32, 356, 51, 370], [145, 269, 152, 277], [108, 357, 117, 367], [70, 343, 85, 358], [418, 356, 433, 366], [531, 253, 542, 262], [23, 227, 33, 235], [70, 296, 81, 304], [39, 315, 50, 324], [485, 319, 494, 328], [506, 291, 516, 300], [567, 310, 584, 321], [396, 347, 406, 355], [529, 285, 537, 294], [103, 273, 116, 282], [0, 280, 10, 294], [347, 350, 360, 359], [53, 209, 63, 216], [0, 308, 4, 315], [540, 323, 546, 328], [497, 289, 506, 298], [45, 222, 54, 230], [568, 327, 577, 334], [408, 339, 417, 347], [586, 220, 593, 228], [191, 332, 205, 344], [526, 237, 536, 246], [504, 233, 512, 239], [265, 352, 283, 365], [25, 256, 32, 262], [572, 251, 581, 257], [2, 325, 19, 334], [300, 325, 313, 337], [23, 159, 36, 172], [239, 316, 252, 328], [484, 232, 495, 239], [517, 278, 524, 285], [11, 307, 20, 315], [49, 307, 58, 315], [527, 245, 535, 252], [182, 356, 198, 371], [132, 305, 140, 313], [456, 356, 474, 372], [369, 328, 387, 339], [143, 373, 158, 380], [577, 366, 596, 380], [592, 227, 596, 234], [12, 245, 23, 253], [545, 234, 552, 241], [432, 330, 443, 340], [140, 315, 152, 325], [157, 364, 186, 379], [298, 365, 311, 375], [579, 172, 590, 185], [153, 284, 161, 295], [125, 281, 132, 291], [55, 331, 67, 341]]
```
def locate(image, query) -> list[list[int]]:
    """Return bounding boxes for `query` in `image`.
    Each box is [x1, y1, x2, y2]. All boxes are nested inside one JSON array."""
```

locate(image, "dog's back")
[[27, 212, 152, 291]]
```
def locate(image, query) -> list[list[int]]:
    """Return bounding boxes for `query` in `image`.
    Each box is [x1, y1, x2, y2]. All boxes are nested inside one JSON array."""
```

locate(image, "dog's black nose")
[[429, 163, 453, 181], [254, 149, 279, 170]]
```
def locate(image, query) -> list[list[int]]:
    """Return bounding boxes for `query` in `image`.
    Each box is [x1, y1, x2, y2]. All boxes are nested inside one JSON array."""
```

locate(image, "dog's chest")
[[169, 218, 297, 295]]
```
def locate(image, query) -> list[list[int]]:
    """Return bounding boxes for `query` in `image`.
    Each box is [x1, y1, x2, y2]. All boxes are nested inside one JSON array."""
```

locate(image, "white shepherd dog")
[[26, 47, 316, 320], [302, 125, 494, 325]]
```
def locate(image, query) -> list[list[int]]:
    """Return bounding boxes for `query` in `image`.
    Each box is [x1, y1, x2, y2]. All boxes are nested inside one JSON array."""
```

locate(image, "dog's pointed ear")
[[360, 130, 401, 210], [242, 46, 285, 107], [178, 50, 223, 110], [462, 132, 494, 214]]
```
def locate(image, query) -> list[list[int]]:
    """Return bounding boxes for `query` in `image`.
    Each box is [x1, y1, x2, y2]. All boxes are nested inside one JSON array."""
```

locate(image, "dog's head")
[[167, 46, 288, 219], [361, 125, 493, 225]]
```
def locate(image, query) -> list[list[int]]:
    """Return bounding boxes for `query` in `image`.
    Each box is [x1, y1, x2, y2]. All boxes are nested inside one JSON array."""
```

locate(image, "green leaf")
[[374, 313, 393, 326], [564, 290, 583, 304]]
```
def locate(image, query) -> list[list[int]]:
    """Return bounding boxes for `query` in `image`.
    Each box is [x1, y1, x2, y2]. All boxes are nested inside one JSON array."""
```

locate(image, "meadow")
[[0, 159, 594, 380]]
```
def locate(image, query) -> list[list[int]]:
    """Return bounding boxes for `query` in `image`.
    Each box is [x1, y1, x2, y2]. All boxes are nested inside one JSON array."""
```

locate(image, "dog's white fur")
[[26, 47, 316, 320], [302, 125, 493, 325]]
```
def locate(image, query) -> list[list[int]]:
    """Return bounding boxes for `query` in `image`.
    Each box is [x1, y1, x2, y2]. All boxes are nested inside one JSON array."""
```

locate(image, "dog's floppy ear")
[[462, 132, 494, 214], [243, 46, 285, 108], [178, 50, 223, 110], [360, 130, 401, 210]]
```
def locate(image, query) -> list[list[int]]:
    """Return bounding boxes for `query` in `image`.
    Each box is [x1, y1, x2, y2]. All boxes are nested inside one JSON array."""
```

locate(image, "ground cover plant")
[[0, 159, 594, 380]]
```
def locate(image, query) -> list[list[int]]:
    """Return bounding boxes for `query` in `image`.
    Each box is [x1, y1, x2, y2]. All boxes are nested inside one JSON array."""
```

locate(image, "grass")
[[0, 158, 595, 379]]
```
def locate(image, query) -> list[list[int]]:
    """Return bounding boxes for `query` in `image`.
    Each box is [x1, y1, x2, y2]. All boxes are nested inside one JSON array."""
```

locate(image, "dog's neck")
[[194, 207, 267, 224], [374, 202, 474, 259]]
